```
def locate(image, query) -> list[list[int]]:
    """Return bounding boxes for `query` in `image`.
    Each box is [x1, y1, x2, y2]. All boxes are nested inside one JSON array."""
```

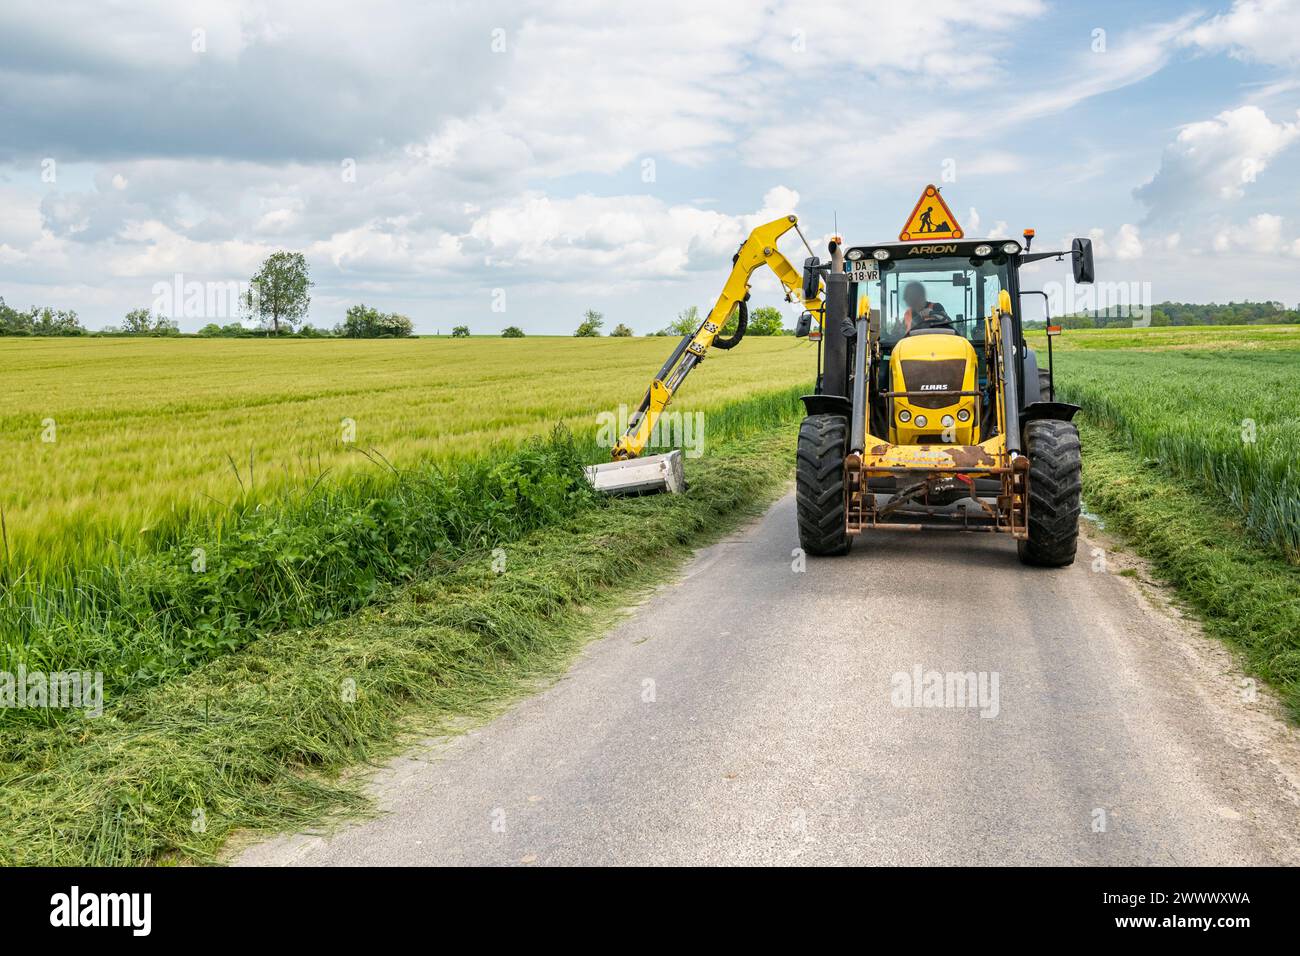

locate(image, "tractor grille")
[[899, 358, 967, 409]]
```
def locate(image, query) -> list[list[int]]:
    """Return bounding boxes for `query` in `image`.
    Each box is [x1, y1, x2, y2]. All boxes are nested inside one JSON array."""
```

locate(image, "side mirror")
[[802, 256, 821, 301], [1071, 238, 1095, 285], [794, 311, 812, 338]]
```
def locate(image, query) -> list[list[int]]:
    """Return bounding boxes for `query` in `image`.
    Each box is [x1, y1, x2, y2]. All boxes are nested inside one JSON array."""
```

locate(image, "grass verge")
[[0, 421, 799, 865], [1078, 419, 1300, 720]]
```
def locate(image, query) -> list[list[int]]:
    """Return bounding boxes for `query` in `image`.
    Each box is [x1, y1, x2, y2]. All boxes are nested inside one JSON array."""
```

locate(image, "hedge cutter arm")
[[610, 214, 823, 462]]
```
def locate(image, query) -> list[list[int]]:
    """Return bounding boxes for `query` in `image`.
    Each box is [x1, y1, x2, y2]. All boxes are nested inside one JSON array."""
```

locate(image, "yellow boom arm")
[[612, 215, 823, 460]]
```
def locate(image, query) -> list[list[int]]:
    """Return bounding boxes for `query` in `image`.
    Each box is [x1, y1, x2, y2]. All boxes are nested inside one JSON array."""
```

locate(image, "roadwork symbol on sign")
[[900, 185, 963, 241]]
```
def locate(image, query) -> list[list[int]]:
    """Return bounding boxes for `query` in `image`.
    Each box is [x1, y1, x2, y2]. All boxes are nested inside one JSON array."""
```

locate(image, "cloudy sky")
[[2, 0, 1299, 333]]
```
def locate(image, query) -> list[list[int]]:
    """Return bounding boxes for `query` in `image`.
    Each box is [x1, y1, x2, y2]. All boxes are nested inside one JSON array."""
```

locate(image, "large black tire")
[[1037, 367, 1052, 402], [1017, 420, 1082, 567], [796, 414, 852, 556]]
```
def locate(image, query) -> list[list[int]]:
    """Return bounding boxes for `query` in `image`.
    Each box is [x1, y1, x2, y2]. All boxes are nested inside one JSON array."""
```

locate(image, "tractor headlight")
[[915, 415, 928, 428], [872, 248, 891, 260], [846, 248, 864, 261], [957, 408, 971, 422], [973, 243, 993, 257], [1001, 241, 1022, 255], [941, 415, 954, 428], [898, 409, 911, 423]]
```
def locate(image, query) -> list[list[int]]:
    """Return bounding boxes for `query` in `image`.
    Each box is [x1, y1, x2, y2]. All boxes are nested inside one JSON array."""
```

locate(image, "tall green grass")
[[1057, 348, 1300, 562]]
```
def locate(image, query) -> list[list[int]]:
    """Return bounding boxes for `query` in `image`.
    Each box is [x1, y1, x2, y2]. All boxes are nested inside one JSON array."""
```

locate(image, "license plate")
[[848, 259, 879, 283]]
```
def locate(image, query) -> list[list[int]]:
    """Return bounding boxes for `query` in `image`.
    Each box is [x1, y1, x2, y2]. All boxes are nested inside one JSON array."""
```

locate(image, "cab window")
[[854, 257, 1010, 348]]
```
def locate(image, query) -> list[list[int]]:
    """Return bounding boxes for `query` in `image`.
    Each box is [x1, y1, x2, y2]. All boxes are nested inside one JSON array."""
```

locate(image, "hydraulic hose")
[[711, 299, 748, 350]]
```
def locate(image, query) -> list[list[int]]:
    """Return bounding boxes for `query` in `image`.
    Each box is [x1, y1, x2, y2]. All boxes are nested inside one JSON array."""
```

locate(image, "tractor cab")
[[794, 185, 1096, 565], [843, 238, 1029, 447]]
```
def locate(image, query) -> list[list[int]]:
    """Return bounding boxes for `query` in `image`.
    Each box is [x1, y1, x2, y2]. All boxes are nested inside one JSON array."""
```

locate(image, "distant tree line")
[[3, 251, 413, 339], [653, 304, 789, 337], [0, 295, 802, 340], [0, 298, 87, 336], [196, 321, 333, 338], [1026, 300, 1300, 330]]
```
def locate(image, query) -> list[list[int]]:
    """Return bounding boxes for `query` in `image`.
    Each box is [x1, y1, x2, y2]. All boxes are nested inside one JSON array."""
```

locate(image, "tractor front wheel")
[[796, 414, 852, 557], [1017, 420, 1082, 567]]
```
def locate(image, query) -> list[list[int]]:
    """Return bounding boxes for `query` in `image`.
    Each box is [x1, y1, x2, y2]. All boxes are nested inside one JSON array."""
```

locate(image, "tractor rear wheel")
[[1017, 420, 1082, 567], [796, 414, 852, 556]]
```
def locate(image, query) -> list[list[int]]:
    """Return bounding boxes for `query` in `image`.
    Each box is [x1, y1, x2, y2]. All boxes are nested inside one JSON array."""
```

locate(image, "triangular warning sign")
[[899, 185, 963, 241]]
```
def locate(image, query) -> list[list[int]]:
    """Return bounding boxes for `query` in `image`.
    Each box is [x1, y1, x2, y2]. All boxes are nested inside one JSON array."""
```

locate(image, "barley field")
[[2, 336, 816, 573]]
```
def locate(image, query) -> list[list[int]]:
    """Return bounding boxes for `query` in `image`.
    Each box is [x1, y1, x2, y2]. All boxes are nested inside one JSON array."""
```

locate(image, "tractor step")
[[585, 450, 685, 496]]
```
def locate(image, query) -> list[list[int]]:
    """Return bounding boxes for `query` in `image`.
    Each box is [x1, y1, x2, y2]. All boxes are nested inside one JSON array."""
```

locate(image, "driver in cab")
[[840, 280, 952, 339], [901, 281, 951, 333]]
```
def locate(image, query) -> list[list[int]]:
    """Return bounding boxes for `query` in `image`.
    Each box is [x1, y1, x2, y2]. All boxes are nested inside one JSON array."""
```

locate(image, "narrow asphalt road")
[[237, 493, 1300, 866]]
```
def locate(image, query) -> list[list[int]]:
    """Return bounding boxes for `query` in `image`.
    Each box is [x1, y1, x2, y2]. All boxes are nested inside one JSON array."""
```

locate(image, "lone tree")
[[746, 305, 786, 336], [610, 322, 633, 337], [120, 307, 177, 335], [121, 307, 155, 334], [574, 309, 604, 337], [243, 251, 312, 334], [502, 325, 525, 337], [663, 305, 701, 336], [662, 304, 740, 337], [451, 325, 470, 338]]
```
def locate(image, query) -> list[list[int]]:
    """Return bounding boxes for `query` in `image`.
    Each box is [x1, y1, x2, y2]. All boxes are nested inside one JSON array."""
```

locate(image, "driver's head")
[[903, 281, 927, 311]]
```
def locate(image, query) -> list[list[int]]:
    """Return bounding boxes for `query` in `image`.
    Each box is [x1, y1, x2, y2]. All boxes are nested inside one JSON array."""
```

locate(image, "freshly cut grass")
[[1056, 347, 1300, 562], [0, 423, 798, 866], [1, 336, 815, 572]]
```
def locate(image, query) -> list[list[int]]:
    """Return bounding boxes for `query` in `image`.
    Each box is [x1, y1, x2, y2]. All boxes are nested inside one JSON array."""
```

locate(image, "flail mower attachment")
[[585, 450, 685, 496]]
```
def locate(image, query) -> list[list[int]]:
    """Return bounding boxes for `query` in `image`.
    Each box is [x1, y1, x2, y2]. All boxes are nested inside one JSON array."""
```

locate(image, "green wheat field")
[[1030, 324, 1300, 561], [1, 335, 815, 572]]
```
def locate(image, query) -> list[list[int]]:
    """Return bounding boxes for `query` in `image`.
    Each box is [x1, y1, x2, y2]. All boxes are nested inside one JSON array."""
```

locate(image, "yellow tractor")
[[590, 186, 1095, 567]]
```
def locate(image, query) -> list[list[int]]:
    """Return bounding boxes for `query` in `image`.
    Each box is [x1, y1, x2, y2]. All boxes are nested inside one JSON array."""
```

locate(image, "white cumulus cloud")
[[1182, 0, 1300, 65], [1134, 105, 1300, 220]]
